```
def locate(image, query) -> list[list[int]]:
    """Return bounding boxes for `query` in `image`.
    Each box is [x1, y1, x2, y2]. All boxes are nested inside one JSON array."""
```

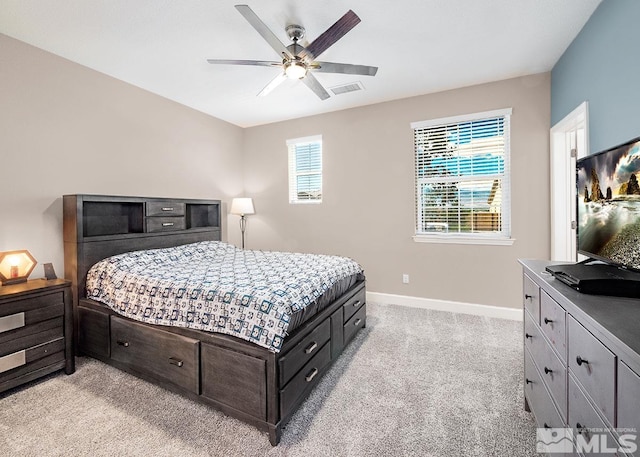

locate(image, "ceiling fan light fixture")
[[285, 61, 307, 79]]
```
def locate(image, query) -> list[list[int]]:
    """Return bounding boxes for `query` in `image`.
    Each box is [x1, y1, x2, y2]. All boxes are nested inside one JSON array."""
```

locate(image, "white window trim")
[[411, 108, 514, 245], [287, 134, 322, 204]]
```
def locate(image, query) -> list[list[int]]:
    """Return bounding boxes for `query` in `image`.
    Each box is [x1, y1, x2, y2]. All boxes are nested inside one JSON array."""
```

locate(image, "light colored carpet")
[[0, 302, 536, 456]]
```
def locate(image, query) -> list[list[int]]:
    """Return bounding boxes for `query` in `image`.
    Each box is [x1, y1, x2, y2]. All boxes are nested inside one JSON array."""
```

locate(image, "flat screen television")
[[576, 135, 640, 271]]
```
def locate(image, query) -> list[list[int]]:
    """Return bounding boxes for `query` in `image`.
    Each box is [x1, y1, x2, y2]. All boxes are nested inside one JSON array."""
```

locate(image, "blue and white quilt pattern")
[[86, 241, 363, 352]]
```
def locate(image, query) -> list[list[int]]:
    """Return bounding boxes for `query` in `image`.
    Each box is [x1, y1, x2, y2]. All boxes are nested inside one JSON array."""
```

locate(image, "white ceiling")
[[1, 0, 601, 128]]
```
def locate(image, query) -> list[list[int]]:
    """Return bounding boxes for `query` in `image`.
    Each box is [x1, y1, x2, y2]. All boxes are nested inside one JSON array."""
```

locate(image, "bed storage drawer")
[[343, 288, 366, 322], [201, 343, 267, 421], [280, 341, 331, 419], [110, 316, 199, 394], [146, 217, 186, 233], [343, 304, 366, 346], [146, 201, 185, 217], [279, 318, 330, 387]]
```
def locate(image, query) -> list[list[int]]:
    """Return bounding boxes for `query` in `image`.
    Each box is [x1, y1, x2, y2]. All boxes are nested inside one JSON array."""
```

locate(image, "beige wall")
[[0, 33, 550, 309], [0, 35, 244, 277], [243, 74, 551, 309]]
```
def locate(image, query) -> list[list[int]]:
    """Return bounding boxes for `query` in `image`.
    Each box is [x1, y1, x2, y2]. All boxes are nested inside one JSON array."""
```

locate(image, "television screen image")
[[577, 137, 640, 270]]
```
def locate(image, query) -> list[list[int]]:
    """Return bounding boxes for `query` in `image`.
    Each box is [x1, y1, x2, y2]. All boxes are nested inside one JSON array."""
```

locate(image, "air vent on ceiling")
[[329, 81, 364, 96]]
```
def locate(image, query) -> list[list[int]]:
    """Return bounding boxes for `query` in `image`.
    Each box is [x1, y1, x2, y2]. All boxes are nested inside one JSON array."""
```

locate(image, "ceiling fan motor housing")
[[285, 24, 305, 42]]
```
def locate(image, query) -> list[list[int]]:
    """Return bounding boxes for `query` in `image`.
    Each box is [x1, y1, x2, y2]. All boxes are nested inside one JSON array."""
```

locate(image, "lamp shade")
[[230, 198, 255, 216], [0, 250, 37, 285]]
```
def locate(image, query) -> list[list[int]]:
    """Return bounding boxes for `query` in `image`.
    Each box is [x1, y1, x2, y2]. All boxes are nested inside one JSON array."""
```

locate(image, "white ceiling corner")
[[0, 0, 602, 127]]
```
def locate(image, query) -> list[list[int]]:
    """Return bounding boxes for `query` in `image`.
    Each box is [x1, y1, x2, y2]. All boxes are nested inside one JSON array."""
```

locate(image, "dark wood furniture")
[[0, 279, 74, 394], [520, 259, 640, 456], [63, 194, 366, 445]]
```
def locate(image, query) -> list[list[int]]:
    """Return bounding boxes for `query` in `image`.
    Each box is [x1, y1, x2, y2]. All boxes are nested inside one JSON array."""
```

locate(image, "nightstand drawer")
[[146, 201, 185, 217], [568, 315, 616, 426], [1, 291, 64, 318], [0, 323, 63, 357], [146, 217, 186, 232], [279, 318, 330, 387], [110, 316, 199, 394], [343, 288, 366, 323]]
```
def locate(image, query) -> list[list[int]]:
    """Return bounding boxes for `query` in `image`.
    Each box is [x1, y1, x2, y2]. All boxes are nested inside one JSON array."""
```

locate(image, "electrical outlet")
[[402, 274, 409, 284]]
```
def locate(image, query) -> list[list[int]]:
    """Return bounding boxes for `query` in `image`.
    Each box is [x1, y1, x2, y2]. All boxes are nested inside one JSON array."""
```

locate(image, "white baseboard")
[[366, 291, 523, 321]]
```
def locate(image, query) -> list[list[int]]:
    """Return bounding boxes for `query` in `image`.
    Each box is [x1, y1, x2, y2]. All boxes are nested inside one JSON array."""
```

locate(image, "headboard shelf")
[[63, 194, 222, 322]]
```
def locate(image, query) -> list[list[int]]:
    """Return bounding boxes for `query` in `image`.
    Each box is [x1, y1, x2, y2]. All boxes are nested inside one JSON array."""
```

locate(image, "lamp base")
[[1, 278, 28, 286]]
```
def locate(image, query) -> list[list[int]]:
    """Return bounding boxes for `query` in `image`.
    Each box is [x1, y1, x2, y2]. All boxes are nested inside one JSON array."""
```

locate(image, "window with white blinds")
[[287, 135, 322, 204], [411, 109, 513, 244]]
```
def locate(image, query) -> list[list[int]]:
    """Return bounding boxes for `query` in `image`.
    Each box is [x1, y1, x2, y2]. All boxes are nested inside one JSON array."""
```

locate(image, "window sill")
[[412, 235, 515, 246]]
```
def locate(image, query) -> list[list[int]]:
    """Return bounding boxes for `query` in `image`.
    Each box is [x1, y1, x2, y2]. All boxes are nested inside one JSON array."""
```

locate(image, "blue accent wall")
[[551, 0, 640, 154]]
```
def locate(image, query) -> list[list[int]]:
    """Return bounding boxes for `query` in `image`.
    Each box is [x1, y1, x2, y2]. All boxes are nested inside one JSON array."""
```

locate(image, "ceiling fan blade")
[[207, 59, 281, 67], [302, 72, 330, 100], [235, 5, 293, 59], [258, 73, 287, 97], [301, 10, 361, 60], [312, 61, 378, 76]]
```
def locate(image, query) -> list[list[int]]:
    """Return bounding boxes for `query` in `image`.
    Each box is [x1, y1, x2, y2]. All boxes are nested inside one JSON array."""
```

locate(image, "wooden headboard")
[[63, 194, 222, 313]]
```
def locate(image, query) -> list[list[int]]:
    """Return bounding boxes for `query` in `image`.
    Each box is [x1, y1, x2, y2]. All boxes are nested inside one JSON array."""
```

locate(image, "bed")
[[63, 194, 366, 445]]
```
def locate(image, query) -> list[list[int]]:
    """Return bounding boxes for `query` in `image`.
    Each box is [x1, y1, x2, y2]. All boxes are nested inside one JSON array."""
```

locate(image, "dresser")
[[0, 279, 74, 393], [521, 260, 640, 457]]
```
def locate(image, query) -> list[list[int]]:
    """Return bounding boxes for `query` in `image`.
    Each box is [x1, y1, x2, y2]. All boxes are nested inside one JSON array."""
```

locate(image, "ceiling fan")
[[207, 4, 378, 100]]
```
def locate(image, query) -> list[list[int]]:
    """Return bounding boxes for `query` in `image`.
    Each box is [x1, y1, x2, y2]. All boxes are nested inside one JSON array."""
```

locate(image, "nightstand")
[[0, 279, 74, 394]]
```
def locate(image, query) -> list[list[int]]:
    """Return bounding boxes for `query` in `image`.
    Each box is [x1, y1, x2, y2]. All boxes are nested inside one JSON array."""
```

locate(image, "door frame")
[[550, 101, 589, 261]]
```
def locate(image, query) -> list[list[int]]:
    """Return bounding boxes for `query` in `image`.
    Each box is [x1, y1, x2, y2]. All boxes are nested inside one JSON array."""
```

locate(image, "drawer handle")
[[169, 357, 183, 367], [543, 317, 553, 324], [161, 207, 174, 211], [304, 342, 318, 354], [544, 367, 553, 375], [354, 318, 362, 327], [576, 356, 589, 366], [576, 423, 589, 439], [525, 333, 532, 340], [352, 300, 361, 308], [525, 378, 533, 385], [305, 367, 319, 383], [543, 423, 550, 429], [525, 294, 533, 300], [116, 340, 130, 347], [162, 222, 175, 227]]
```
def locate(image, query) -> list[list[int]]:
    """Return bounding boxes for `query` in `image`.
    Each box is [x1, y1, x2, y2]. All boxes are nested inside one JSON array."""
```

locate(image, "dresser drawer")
[[540, 290, 567, 362], [280, 341, 331, 419], [344, 304, 366, 346], [146, 217, 186, 233], [568, 374, 622, 457], [568, 315, 616, 426], [618, 361, 640, 456], [343, 288, 366, 323], [146, 201, 185, 217], [524, 349, 565, 430], [110, 316, 199, 394], [523, 275, 540, 324], [279, 318, 330, 387]]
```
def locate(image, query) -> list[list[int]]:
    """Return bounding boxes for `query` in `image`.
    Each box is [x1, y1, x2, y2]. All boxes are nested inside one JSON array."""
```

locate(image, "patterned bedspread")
[[86, 241, 363, 352]]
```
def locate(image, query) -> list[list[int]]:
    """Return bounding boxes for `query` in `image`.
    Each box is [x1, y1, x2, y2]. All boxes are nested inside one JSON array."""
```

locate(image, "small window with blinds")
[[411, 109, 513, 245], [287, 135, 322, 204]]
